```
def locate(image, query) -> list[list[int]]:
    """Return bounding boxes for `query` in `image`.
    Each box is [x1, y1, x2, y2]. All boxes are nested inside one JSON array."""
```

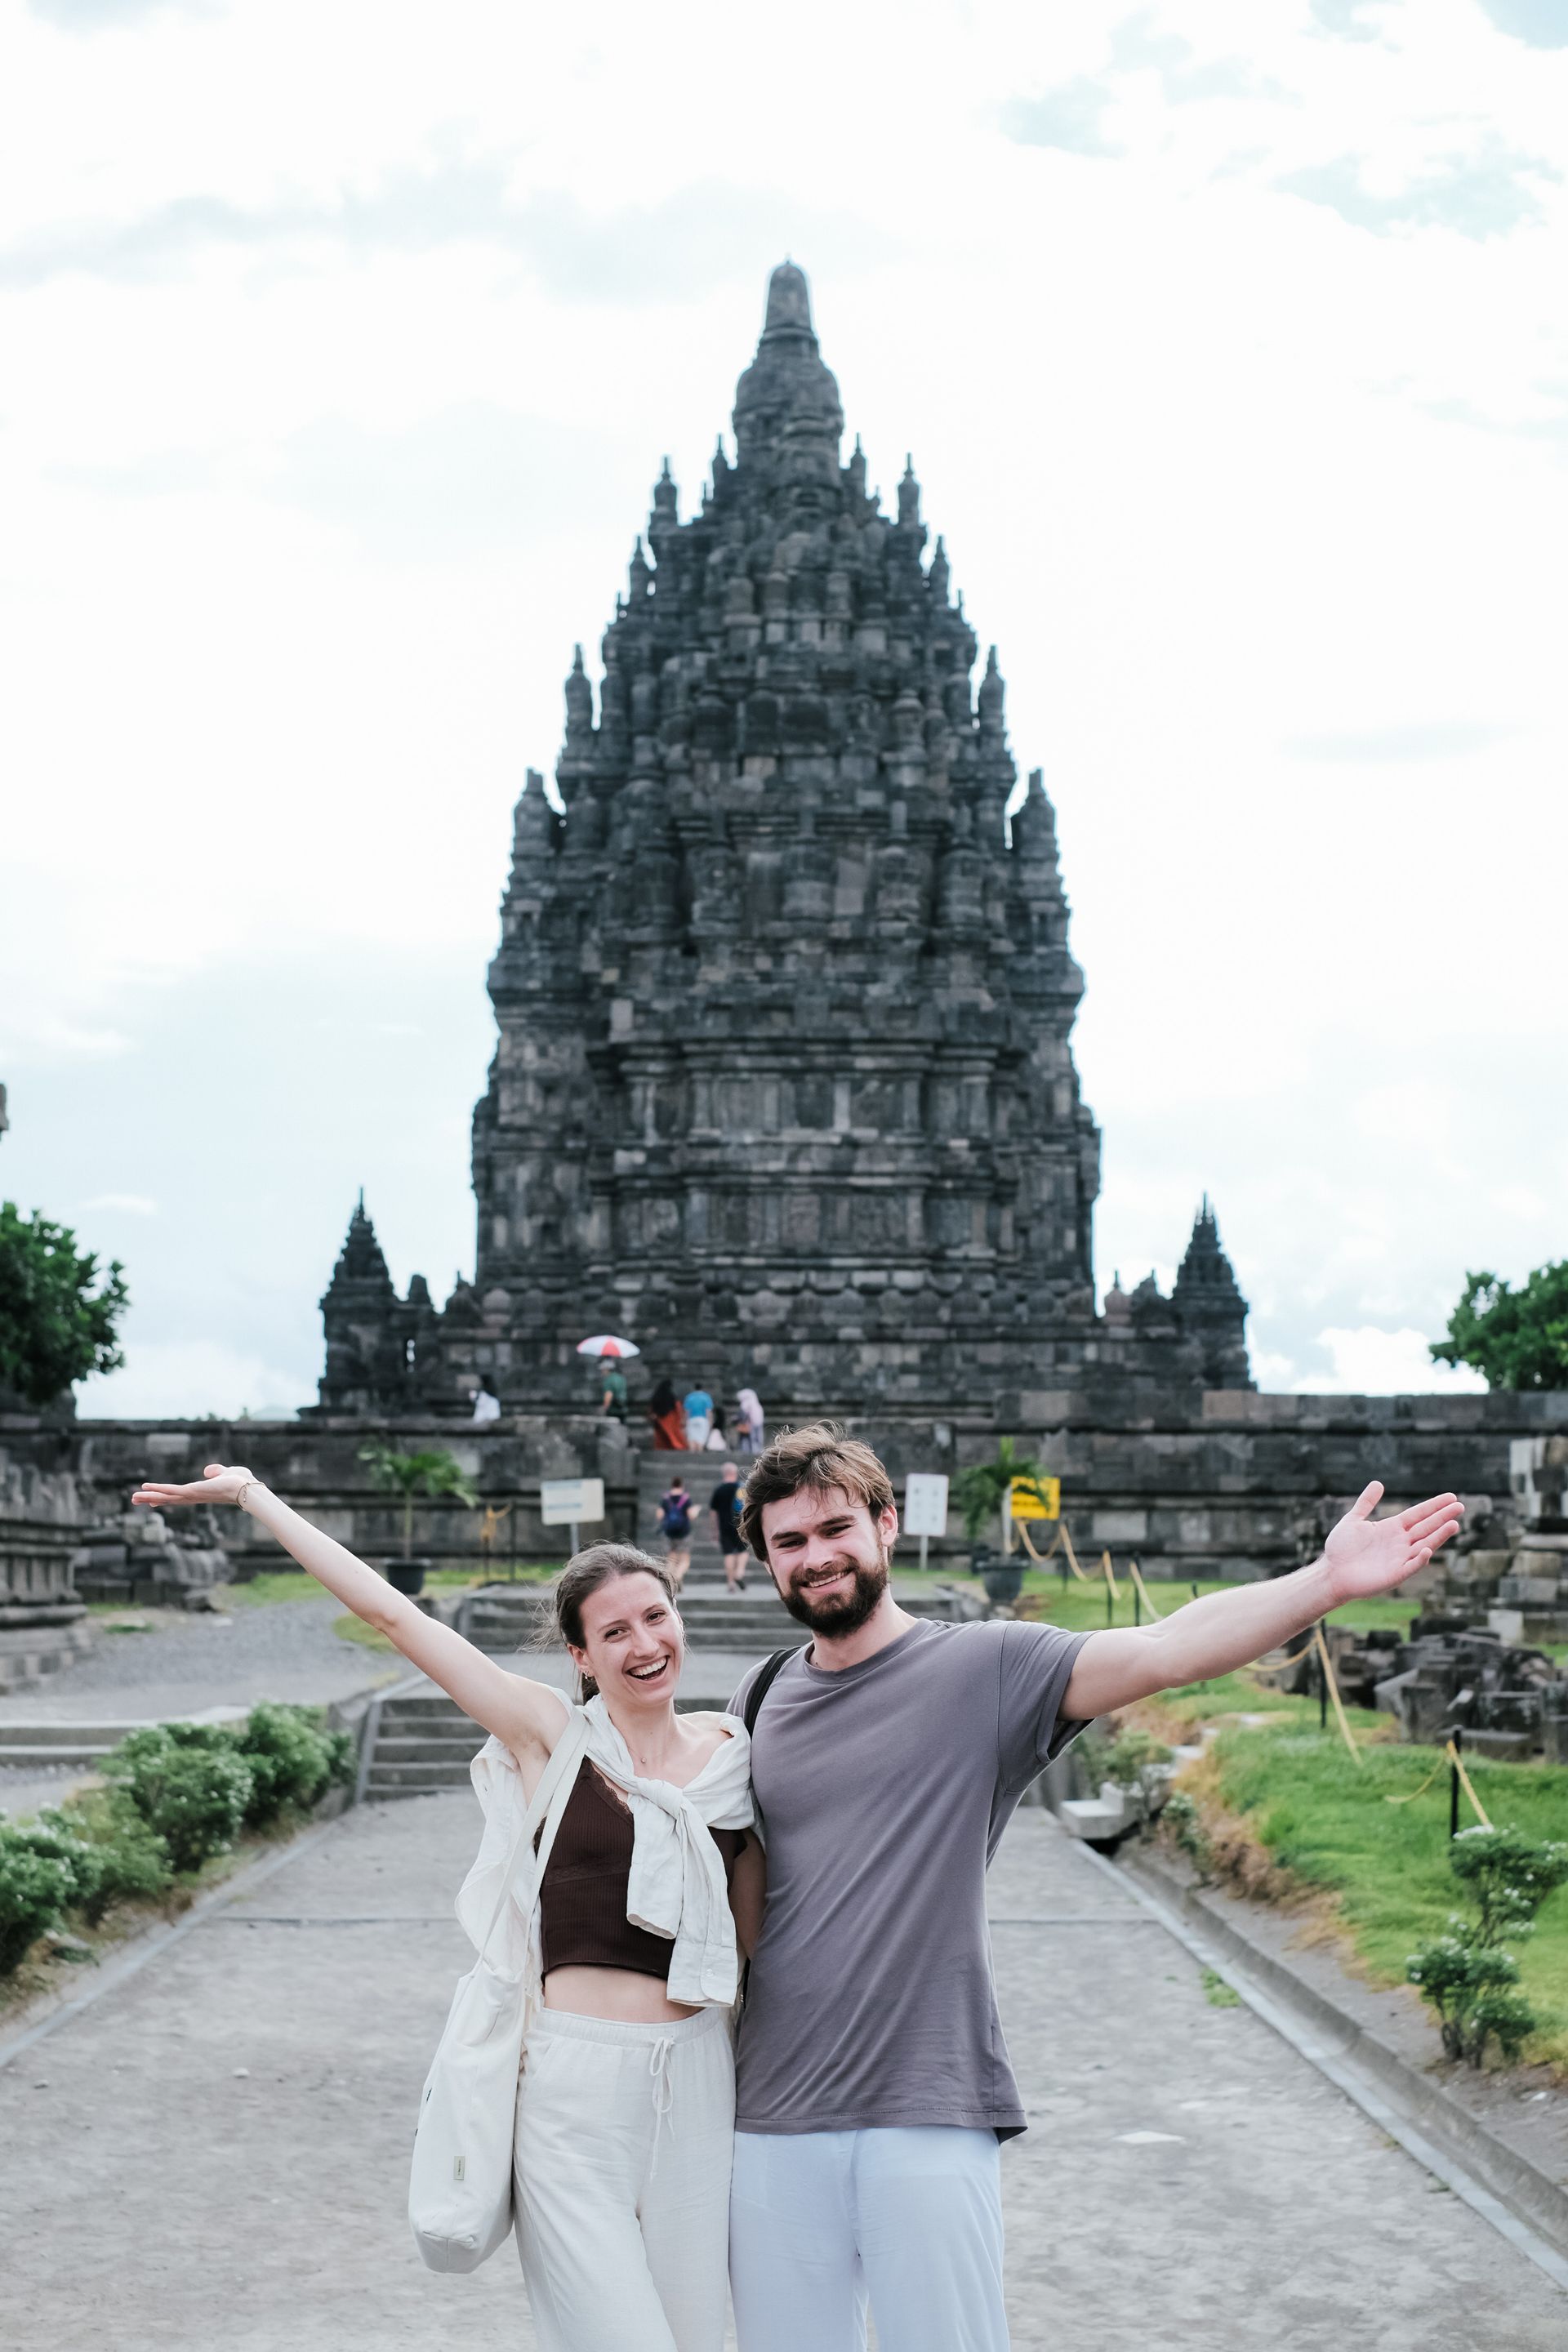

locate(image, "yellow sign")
[[1009, 1477, 1059, 1521]]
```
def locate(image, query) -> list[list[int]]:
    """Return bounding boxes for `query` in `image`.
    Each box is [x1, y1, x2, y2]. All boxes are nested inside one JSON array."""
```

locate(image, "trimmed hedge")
[[0, 1703, 354, 1980]]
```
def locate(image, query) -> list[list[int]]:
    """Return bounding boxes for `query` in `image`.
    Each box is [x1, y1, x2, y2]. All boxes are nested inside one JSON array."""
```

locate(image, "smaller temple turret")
[[1172, 1199, 1254, 1391], [314, 1196, 434, 1414]]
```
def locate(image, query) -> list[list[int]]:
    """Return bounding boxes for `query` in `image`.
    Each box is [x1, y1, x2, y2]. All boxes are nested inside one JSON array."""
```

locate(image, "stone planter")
[[384, 1558, 430, 1597], [982, 1562, 1024, 1609]]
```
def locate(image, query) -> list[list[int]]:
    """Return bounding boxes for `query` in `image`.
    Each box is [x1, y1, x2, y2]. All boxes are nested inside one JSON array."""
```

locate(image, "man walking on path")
[[653, 1473, 695, 1591], [684, 1381, 715, 1450], [727, 1423, 1463, 2352], [710, 1462, 748, 1592]]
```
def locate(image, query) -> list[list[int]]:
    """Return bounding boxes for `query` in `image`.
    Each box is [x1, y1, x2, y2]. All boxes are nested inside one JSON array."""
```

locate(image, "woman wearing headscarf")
[[736, 1388, 764, 1457], [648, 1379, 687, 1452]]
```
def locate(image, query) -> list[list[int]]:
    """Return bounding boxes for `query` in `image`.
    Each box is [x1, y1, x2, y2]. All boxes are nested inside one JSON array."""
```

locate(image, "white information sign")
[[902, 1472, 949, 1539], [539, 1477, 605, 1528]]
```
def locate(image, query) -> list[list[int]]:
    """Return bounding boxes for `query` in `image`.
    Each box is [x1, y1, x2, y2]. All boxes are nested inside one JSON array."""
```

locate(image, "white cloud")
[[1476, 0, 1568, 48], [1279, 134, 1557, 239], [78, 1192, 158, 1215], [1297, 1327, 1488, 1395], [80, 1336, 305, 1420], [1, 0, 1566, 1413]]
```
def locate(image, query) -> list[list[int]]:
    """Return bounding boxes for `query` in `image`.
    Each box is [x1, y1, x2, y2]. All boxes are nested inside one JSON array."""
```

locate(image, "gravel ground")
[[2, 1798, 1562, 2350], [0, 1595, 394, 1726]]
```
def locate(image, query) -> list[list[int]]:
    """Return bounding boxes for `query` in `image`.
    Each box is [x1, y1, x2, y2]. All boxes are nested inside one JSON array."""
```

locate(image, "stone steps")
[[360, 1685, 741, 1799], [0, 1707, 249, 1770]]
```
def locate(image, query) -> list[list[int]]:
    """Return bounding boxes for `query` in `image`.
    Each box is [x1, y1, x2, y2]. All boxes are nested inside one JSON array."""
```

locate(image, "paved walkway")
[[2, 1799, 1562, 2350]]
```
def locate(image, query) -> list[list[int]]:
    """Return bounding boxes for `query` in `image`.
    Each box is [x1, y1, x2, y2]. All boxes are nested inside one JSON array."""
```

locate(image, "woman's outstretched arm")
[[131, 1463, 569, 1760]]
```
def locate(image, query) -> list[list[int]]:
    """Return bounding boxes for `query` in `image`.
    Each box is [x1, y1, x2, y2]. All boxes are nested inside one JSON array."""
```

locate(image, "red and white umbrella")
[[576, 1334, 641, 1360]]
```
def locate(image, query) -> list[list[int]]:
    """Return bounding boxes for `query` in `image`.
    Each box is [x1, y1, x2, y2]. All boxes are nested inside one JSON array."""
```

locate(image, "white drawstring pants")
[[728, 2125, 1009, 2352], [513, 2003, 734, 2352]]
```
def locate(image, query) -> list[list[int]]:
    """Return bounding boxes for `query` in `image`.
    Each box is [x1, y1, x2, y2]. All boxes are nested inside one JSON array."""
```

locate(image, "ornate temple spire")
[[1172, 1199, 1254, 1390], [731, 260, 844, 470], [898, 455, 921, 527], [323, 1193, 392, 1298]]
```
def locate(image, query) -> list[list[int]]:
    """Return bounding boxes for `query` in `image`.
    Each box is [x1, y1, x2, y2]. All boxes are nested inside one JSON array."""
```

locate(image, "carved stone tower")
[[314, 261, 1252, 1415], [448, 261, 1104, 1410]]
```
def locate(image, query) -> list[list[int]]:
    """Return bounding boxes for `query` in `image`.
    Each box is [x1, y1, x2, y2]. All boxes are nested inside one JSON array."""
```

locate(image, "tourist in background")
[[648, 1379, 687, 1451], [684, 1381, 715, 1450], [707, 1400, 728, 1452], [709, 1463, 748, 1592], [598, 1342, 628, 1422], [736, 1388, 764, 1456], [656, 1474, 695, 1591], [129, 1463, 764, 2352]]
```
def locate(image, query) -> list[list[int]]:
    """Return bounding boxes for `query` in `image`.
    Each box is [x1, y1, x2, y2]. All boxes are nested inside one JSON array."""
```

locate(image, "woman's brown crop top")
[[537, 1760, 746, 1983]]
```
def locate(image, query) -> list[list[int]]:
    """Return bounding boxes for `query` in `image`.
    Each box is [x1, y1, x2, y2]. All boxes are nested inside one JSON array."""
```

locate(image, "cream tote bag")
[[408, 1708, 587, 2273]]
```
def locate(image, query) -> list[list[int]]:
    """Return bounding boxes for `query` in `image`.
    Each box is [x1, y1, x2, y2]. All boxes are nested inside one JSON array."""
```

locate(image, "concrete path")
[[2, 1798, 1561, 2350]]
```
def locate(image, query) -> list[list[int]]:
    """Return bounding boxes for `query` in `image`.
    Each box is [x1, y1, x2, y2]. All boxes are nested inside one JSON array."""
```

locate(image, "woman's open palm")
[[1322, 1481, 1463, 1603], [131, 1463, 253, 1511]]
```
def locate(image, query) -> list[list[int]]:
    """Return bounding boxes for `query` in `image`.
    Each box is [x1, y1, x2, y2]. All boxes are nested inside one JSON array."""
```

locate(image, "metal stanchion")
[[1318, 1621, 1328, 1731]]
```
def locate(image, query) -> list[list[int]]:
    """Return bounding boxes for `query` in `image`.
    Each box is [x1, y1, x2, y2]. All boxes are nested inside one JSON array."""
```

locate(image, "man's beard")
[[778, 1547, 890, 1636]]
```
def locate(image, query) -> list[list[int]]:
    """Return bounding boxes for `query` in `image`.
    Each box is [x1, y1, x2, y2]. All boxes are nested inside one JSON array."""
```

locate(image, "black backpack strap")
[[737, 1645, 793, 2011], [742, 1645, 794, 1737]]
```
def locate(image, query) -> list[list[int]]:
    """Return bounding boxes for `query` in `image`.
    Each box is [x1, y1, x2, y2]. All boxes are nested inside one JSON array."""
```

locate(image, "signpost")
[[539, 1476, 605, 1561], [1008, 1476, 1060, 1521], [903, 1472, 950, 1574], [1004, 1474, 1058, 1557]]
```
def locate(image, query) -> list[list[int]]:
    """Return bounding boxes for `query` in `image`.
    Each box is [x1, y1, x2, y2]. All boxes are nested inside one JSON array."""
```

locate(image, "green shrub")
[[1448, 1825, 1568, 1945], [1406, 1826, 1568, 2067], [39, 1793, 171, 1921], [234, 1704, 352, 1826], [1161, 1790, 1214, 1882], [104, 1726, 254, 1873], [0, 1826, 79, 1971], [5, 1816, 107, 1918]]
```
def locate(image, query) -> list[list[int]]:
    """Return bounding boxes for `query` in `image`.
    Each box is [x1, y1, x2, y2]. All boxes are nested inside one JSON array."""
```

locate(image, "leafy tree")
[[1430, 1262, 1568, 1391], [0, 1203, 129, 1406], [358, 1442, 479, 1559], [951, 1436, 1054, 1544]]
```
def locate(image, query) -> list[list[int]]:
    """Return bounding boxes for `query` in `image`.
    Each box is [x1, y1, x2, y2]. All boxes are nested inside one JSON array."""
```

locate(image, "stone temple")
[[316, 261, 1250, 1419]]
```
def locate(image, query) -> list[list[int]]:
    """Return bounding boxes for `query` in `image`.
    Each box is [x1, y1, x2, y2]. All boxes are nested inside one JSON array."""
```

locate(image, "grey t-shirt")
[[729, 1615, 1088, 2140]]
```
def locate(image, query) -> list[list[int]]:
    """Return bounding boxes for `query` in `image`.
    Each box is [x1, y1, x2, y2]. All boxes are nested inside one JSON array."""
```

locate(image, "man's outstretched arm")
[[1062, 1482, 1463, 1722]]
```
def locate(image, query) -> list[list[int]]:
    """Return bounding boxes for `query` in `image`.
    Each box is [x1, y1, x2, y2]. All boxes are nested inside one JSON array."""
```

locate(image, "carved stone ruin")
[[311, 262, 1251, 1420]]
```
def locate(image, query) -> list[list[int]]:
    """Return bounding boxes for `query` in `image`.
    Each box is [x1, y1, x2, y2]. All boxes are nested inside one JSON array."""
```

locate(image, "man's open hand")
[[1321, 1482, 1463, 1605]]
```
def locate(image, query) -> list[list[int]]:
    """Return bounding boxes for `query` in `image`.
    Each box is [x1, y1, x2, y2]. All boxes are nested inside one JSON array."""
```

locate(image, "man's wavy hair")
[[737, 1423, 896, 1561]]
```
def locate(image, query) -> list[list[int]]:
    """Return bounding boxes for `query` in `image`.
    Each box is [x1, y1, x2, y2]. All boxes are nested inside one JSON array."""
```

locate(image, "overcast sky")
[[2, 0, 1565, 1418]]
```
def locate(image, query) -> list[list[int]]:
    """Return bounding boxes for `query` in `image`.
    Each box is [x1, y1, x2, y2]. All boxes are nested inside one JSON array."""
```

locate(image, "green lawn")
[[220, 1564, 563, 1608], [1189, 1708, 1568, 2065]]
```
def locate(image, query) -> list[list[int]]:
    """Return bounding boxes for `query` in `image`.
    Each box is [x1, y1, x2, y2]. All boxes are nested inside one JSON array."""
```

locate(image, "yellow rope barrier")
[[1127, 1559, 1173, 1623], [1384, 1756, 1446, 1806], [1448, 1739, 1493, 1830], [1382, 1740, 1493, 1824], [1101, 1550, 1120, 1603], [1313, 1624, 1364, 1768], [1058, 1522, 1093, 1580], [1014, 1517, 1056, 1566]]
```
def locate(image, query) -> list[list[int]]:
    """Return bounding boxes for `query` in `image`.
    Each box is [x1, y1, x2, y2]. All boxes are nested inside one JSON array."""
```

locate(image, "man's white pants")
[[729, 2126, 1009, 2352]]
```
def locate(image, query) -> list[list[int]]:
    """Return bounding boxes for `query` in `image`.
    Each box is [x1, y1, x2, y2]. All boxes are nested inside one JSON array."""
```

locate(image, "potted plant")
[[357, 1443, 479, 1597], [951, 1438, 1055, 1608]]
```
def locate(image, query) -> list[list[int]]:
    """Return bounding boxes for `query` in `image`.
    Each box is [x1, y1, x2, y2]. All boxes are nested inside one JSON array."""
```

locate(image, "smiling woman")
[[127, 1463, 764, 2351]]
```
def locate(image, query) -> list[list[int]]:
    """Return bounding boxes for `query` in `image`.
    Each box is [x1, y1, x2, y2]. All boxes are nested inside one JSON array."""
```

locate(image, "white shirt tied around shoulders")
[[457, 1692, 755, 2014]]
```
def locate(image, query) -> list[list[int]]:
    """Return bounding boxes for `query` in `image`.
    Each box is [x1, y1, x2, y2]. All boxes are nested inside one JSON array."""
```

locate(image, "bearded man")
[[726, 1423, 1462, 2352]]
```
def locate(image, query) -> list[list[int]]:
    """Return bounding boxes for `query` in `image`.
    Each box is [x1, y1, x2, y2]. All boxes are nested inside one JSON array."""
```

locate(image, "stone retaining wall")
[[6, 1388, 1565, 1582]]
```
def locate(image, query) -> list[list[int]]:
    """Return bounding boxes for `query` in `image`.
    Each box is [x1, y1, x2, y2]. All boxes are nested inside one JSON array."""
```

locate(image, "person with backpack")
[[129, 1462, 765, 2352], [657, 1476, 695, 1589]]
